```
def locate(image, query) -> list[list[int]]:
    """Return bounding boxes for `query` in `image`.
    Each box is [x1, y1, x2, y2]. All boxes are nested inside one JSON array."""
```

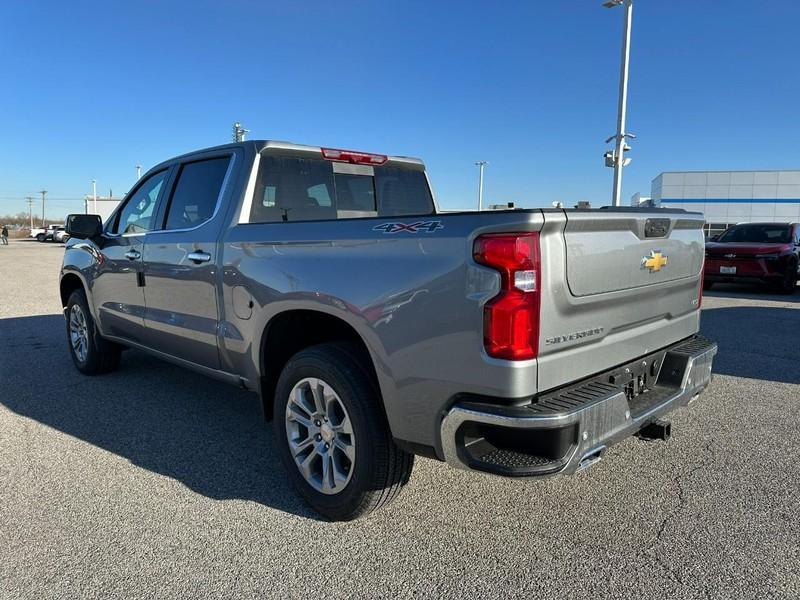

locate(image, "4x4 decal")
[[373, 220, 444, 234]]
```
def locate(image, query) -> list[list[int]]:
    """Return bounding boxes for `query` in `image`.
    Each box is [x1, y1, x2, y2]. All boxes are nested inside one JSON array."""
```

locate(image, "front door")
[[141, 154, 233, 370], [92, 169, 169, 343]]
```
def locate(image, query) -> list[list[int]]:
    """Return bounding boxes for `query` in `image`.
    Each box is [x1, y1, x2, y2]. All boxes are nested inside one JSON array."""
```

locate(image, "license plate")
[[720, 266, 736, 275]]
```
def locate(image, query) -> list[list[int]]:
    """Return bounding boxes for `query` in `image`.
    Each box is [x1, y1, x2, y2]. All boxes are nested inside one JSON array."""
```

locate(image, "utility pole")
[[475, 161, 488, 211], [25, 197, 34, 229], [39, 190, 47, 227], [232, 121, 249, 143], [603, 0, 635, 207], [136, 165, 142, 180], [92, 179, 97, 215]]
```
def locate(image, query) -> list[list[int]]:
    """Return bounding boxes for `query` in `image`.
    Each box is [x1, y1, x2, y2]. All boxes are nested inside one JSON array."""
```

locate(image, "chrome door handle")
[[187, 250, 212, 264], [124, 249, 141, 260]]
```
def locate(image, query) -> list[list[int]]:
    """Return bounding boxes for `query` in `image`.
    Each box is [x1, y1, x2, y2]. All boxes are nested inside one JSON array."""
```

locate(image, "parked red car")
[[704, 222, 800, 293]]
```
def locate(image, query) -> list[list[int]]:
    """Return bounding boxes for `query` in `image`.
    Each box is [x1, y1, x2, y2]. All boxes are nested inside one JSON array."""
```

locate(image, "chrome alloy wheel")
[[284, 377, 355, 495], [69, 304, 89, 363]]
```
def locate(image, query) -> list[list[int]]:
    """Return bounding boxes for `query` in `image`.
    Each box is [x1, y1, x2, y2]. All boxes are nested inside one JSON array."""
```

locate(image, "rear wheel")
[[273, 343, 414, 521], [36, 233, 45, 242], [66, 289, 122, 374]]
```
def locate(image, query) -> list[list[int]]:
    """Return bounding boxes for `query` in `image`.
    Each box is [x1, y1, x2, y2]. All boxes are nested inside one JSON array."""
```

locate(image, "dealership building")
[[646, 170, 800, 238]]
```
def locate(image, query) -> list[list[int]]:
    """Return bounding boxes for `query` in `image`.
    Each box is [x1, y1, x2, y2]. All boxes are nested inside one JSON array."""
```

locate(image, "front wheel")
[[36, 233, 45, 242], [66, 289, 122, 374], [273, 343, 414, 521], [774, 261, 798, 294]]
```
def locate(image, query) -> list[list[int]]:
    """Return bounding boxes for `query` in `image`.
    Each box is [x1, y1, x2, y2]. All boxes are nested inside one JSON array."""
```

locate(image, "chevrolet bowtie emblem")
[[642, 250, 668, 272]]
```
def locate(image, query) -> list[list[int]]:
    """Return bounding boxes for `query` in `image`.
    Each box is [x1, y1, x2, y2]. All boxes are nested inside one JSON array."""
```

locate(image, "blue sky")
[[1, 0, 799, 219]]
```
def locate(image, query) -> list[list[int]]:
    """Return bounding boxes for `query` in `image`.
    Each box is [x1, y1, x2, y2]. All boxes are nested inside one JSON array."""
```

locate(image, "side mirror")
[[65, 214, 102, 239]]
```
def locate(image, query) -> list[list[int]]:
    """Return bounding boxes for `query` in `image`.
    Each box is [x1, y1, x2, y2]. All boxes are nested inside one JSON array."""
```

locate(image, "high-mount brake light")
[[321, 148, 388, 165], [473, 233, 541, 360]]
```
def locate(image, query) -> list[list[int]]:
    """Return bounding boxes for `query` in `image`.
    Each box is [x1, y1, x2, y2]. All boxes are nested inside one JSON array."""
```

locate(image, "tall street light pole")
[[92, 179, 97, 215], [39, 190, 47, 227], [25, 197, 34, 229], [136, 165, 142, 180], [603, 0, 634, 207], [475, 161, 488, 211]]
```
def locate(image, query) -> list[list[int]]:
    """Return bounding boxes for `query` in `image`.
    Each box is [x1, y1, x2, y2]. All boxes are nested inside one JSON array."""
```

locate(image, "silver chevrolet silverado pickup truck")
[[60, 140, 717, 520]]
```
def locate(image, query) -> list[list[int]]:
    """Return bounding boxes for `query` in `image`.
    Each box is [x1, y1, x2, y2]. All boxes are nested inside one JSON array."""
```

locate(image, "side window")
[[113, 170, 168, 234], [163, 157, 230, 230]]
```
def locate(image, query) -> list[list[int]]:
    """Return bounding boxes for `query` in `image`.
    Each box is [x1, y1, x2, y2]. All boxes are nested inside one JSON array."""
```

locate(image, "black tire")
[[65, 288, 122, 375], [273, 343, 414, 521], [774, 261, 798, 294], [702, 280, 714, 291], [36, 233, 45, 242]]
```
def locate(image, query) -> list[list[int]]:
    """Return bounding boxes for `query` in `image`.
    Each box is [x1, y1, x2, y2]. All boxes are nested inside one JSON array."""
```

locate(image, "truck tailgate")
[[537, 209, 705, 392], [564, 213, 703, 296]]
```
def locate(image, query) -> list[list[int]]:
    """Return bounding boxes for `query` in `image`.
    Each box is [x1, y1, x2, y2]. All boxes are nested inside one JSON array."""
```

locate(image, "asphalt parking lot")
[[1, 239, 798, 599]]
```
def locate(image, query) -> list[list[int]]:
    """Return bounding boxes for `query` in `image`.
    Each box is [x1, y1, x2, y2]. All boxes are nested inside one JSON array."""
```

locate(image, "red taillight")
[[473, 233, 541, 360], [321, 147, 388, 165]]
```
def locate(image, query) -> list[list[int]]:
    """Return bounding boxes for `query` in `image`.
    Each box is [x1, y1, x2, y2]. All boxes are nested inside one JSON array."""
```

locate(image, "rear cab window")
[[249, 153, 434, 223]]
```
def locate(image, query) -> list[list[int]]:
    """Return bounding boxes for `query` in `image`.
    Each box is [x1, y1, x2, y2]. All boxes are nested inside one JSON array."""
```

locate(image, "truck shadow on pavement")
[[1, 305, 795, 519], [700, 305, 800, 384], [0, 314, 322, 520]]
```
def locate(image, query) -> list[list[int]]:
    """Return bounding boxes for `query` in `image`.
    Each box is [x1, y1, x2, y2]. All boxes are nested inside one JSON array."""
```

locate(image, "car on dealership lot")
[[44, 226, 66, 242], [704, 222, 800, 293], [53, 228, 70, 243], [29, 226, 47, 241], [59, 140, 717, 520], [31, 224, 66, 242]]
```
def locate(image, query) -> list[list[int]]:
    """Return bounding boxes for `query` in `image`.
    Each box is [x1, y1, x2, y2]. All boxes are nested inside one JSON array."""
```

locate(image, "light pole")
[[25, 197, 34, 229], [232, 122, 249, 142], [475, 161, 488, 211], [136, 165, 142, 180], [92, 179, 97, 214], [39, 190, 47, 227], [603, 0, 634, 207]]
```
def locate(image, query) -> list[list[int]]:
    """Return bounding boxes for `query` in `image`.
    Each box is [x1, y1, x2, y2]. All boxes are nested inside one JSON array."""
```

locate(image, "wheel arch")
[[257, 309, 383, 422], [59, 272, 86, 309]]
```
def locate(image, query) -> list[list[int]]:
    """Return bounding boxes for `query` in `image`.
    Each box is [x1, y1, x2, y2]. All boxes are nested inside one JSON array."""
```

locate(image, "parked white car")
[[29, 227, 46, 241]]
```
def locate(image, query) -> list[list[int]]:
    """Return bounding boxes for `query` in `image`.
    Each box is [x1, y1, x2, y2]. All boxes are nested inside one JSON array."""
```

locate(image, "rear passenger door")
[[141, 152, 236, 370]]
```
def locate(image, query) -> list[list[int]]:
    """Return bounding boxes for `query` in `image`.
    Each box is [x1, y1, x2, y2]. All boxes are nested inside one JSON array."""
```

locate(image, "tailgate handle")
[[645, 218, 670, 238]]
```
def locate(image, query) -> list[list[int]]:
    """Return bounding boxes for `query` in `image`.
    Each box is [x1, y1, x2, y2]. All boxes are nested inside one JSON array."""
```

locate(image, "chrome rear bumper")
[[440, 335, 717, 477]]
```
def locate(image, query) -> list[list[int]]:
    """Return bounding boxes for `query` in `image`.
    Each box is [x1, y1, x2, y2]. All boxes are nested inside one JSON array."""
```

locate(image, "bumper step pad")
[[441, 335, 718, 477]]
